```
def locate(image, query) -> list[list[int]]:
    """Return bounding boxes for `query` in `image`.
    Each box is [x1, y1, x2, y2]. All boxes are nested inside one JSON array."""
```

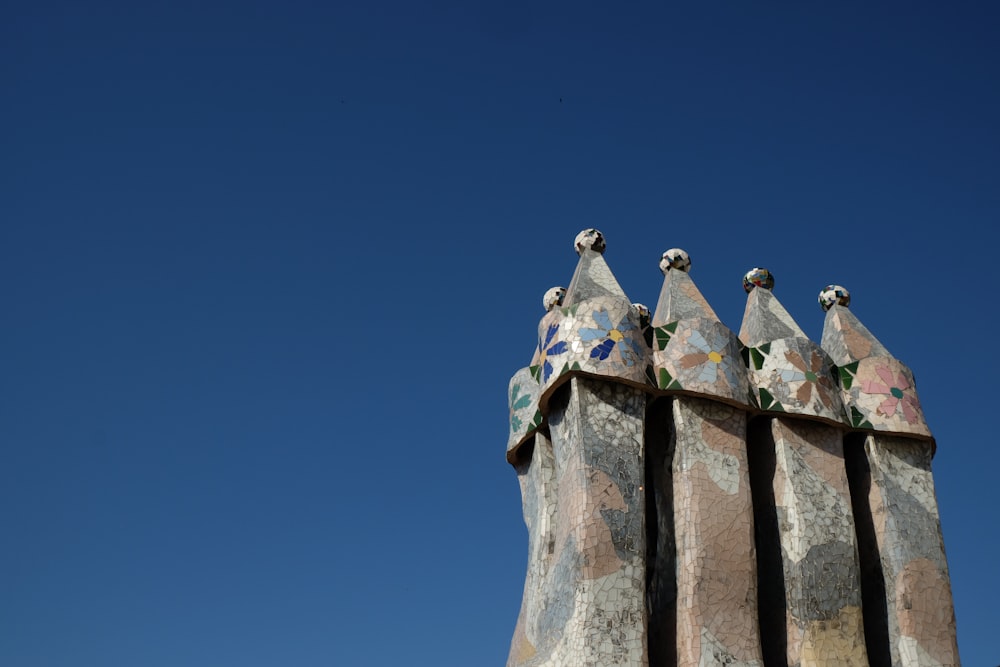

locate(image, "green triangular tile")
[[759, 388, 784, 412], [850, 406, 873, 429], [839, 361, 859, 390], [654, 326, 673, 351]]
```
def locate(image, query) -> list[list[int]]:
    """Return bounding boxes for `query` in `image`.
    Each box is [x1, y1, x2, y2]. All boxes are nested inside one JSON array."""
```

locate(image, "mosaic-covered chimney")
[[505, 231, 959, 667]]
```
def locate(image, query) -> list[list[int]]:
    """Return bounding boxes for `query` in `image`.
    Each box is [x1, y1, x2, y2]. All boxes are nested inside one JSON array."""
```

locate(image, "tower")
[[505, 231, 959, 667]]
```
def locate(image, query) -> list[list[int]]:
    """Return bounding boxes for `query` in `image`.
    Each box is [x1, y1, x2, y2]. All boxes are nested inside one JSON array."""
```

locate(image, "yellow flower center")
[[609, 329, 625, 342], [707, 351, 723, 363]]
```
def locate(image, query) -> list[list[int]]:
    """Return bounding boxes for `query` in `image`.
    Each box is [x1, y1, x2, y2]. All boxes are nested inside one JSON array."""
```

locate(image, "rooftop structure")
[[505, 231, 958, 667]]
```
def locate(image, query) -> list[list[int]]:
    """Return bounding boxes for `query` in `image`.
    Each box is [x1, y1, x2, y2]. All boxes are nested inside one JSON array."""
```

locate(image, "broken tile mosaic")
[[505, 233, 958, 667]]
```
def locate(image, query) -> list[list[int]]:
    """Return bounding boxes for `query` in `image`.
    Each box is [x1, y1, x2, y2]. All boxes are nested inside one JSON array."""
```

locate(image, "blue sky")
[[2, 2, 998, 665]]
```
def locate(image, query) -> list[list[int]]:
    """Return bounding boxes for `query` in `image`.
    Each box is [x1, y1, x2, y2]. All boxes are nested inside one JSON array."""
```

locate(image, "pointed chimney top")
[[563, 230, 629, 305], [739, 269, 807, 346], [818, 284, 851, 311], [820, 285, 891, 365], [651, 249, 719, 325]]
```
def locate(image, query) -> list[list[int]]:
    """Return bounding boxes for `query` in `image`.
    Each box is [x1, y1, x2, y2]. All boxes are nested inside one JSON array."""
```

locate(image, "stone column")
[[545, 377, 647, 666], [673, 398, 760, 666], [770, 419, 867, 666], [863, 436, 959, 667], [507, 230, 652, 666], [651, 249, 762, 667], [741, 270, 868, 667], [820, 287, 959, 667], [508, 431, 559, 666]]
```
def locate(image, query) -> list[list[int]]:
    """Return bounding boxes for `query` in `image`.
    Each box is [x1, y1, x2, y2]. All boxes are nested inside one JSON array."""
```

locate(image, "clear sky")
[[2, 2, 998, 665]]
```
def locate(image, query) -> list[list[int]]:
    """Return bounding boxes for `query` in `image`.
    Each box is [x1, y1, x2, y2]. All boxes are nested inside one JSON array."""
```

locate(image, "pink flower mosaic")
[[861, 365, 922, 423], [841, 357, 931, 437]]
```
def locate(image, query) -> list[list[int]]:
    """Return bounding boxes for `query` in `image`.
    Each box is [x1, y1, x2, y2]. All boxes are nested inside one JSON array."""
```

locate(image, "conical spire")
[[563, 229, 629, 305], [533, 229, 651, 401], [739, 268, 845, 423], [817, 285, 930, 438], [649, 249, 749, 406], [507, 286, 565, 464], [651, 248, 719, 326], [738, 268, 807, 347], [819, 286, 890, 366]]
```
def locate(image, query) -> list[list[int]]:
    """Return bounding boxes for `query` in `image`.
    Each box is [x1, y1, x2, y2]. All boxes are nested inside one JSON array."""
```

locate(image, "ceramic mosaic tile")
[[653, 318, 750, 405], [652, 255, 719, 325], [744, 337, 846, 423], [817, 284, 850, 311], [839, 357, 930, 436], [507, 377, 649, 667], [822, 304, 930, 439], [565, 248, 627, 303], [543, 286, 567, 312], [506, 234, 957, 667], [770, 419, 868, 667], [864, 435, 960, 667], [535, 300, 652, 404], [742, 267, 775, 293], [509, 431, 559, 665], [820, 302, 891, 366], [574, 228, 607, 255], [820, 298, 954, 664], [651, 259, 751, 407], [507, 366, 543, 462], [740, 283, 846, 425], [631, 302, 650, 322], [530, 234, 653, 404], [738, 283, 804, 348], [659, 248, 691, 274], [672, 398, 762, 667]]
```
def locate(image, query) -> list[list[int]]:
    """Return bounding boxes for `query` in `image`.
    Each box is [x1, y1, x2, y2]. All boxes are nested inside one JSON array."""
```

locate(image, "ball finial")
[[543, 286, 567, 311], [743, 268, 775, 293], [659, 248, 691, 274], [574, 229, 606, 255], [818, 284, 851, 311]]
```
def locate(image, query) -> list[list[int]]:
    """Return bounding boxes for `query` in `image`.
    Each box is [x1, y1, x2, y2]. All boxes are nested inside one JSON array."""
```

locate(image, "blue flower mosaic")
[[580, 309, 643, 367], [538, 323, 569, 382]]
